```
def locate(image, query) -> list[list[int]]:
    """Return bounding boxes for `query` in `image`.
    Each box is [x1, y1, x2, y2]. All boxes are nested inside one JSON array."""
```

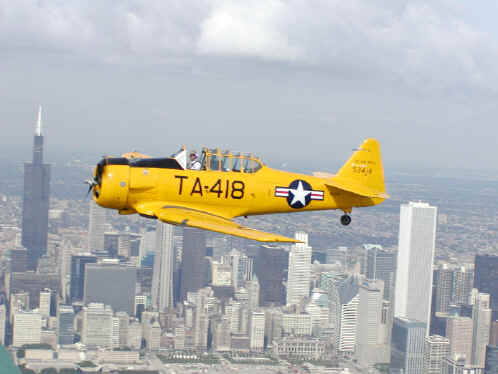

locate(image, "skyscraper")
[[423, 335, 450, 374], [286, 232, 312, 306], [88, 201, 106, 252], [249, 310, 265, 351], [82, 303, 113, 348], [22, 107, 51, 270], [452, 265, 474, 305], [84, 261, 137, 315], [446, 316, 473, 363], [394, 202, 437, 329], [474, 255, 498, 320], [151, 222, 174, 311], [180, 228, 206, 301], [13, 310, 42, 347], [390, 317, 426, 374], [57, 305, 75, 345], [435, 264, 454, 314], [253, 245, 289, 306], [471, 292, 492, 367], [485, 345, 498, 374], [365, 245, 396, 302], [70, 254, 97, 301]]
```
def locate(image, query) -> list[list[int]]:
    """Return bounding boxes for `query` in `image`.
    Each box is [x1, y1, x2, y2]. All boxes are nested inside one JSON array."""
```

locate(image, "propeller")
[[84, 178, 97, 196], [85, 159, 105, 198]]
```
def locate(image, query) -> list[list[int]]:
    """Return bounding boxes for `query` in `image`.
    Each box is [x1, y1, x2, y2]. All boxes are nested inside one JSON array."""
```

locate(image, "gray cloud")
[[1, 0, 498, 93]]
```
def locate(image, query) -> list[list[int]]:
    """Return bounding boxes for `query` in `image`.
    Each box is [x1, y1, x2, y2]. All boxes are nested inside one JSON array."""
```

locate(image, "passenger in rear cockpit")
[[189, 152, 201, 170]]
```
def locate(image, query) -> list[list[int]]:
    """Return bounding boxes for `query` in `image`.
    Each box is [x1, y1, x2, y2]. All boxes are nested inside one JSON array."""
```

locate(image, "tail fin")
[[326, 138, 387, 198]]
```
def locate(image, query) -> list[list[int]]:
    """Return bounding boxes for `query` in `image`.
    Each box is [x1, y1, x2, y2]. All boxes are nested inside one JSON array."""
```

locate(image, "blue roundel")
[[287, 180, 312, 209]]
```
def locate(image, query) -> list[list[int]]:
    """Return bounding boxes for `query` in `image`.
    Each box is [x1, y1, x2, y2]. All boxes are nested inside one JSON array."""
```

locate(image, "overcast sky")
[[1, 0, 498, 171]]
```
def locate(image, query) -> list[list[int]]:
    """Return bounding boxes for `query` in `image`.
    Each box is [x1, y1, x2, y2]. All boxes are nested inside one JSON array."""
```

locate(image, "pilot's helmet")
[[190, 152, 198, 159]]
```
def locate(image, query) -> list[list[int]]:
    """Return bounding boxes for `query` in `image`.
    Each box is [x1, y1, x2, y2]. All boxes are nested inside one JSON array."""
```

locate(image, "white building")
[[151, 222, 174, 311], [39, 289, 51, 318], [249, 310, 265, 351], [0, 304, 5, 345], [82, 303, 113, 348], [13, 310, 42, 347], [282, 312, 313, 336], [471, 292, 492, 367], [423, 335, 450, 374], [446, 316, 473, 363], [286, 232, 312, 306], [246, 278, 260, 310], [88, 201, 106, 251], [394, 202, 437, 330]]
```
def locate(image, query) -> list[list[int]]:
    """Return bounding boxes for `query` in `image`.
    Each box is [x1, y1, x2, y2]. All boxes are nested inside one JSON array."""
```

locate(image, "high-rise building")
[[365, 245, 396, 302], [390, 317, 426, 374], [104, 232, 120, 258], [286, 232, 312, 306], [82, 303, 113, 348], [446, 316, 473, 363], [253, 245, 289, 306], [9, 272, 59, 310], [22, 107, 51, 270], [13, 310, 42, 347], [328, 273, 359, 354], [471, 292, 492, 367], [356, 279, 390, 367], [435, 264, 454, 314], [84, 261, 137, 315], [70, 254, 97, 301], [212, 317, 231, 351], [246, 278, 260, 310], [9, 248, 28, 273], [491, 321, 498, 346], [485, 345, 498, 374], [423, 335, 450, 374], [452, 266, 474, 305], [152, 222, 174, 311], [394, 202, 437, 330], [180, 228, 206, 301], [474, 255, 498, 320], [0, 304, 6, 345], [249, 310, 265, 351], [327, 246, 348, 269], [88, 201, 106, 252], [39, 289, 51, 318], [222, 249, 253, 289], [116, 311, 129, 348], [57, 305, 75, 345]]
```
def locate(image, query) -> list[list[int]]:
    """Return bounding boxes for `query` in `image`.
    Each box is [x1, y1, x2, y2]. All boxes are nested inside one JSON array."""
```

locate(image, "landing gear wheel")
[[340, 214, 352, 226]]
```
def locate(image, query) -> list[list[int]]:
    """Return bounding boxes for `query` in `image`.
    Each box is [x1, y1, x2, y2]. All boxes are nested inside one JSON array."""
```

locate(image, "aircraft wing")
[[137, 204, 300, 243]]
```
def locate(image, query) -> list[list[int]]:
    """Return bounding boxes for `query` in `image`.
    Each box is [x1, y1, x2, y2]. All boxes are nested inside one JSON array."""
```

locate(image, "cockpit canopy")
[[201, 148, 263, 173]]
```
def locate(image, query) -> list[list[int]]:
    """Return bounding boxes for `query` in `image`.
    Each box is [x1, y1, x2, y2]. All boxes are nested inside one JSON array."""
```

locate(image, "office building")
[[356, 279, 390, 367], [423, 335, 450, 374], [390, 317, 426, 374], [116, 311, 129, 348], [152, 222, 174, 310], [180, 228, 206, 301], [328, 274, 359, 354], [446, 316, 473, 363], [485, 345, 498, 374], [443, 356, 485, 373], [394, 202, 437, 329], [453, 266, 474, 305], [0, 304, 5, 345], [249, 310, 265, 351], [39, 289, 51, 318], [471, 292, 492, 367], [327, 246, 348, 269], [57, 305, 75, 345], [70, 254, 97, 301], [435, 264, 454, 314], [474, 255, 498, 320], [82, 303, 113, 348], [212, 317, 231, 351], [13, 310, 42, 347], [9, 272, 59, 310], [246, 278, 260, 310], [104, 232, 120, 258], [253, 245, 289, 305], [365, 245, 396, 302], [84, 261, 137, 315], [9, 248, 28, 273], [88, 201, 106, 252], [21, 107, 51, 270], [491, 321, 498, 346], [286, 232, 312, 306]]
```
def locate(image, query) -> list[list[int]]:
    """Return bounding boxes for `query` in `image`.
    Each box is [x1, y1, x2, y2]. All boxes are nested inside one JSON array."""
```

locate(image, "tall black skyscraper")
[[21, 107, 51, 270], [474, 254, 498, 320], [180, 227, 206, 301]]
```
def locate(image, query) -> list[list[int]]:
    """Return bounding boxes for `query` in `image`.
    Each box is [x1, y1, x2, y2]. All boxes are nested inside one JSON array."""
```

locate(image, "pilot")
[[189, 152, 201, 170]]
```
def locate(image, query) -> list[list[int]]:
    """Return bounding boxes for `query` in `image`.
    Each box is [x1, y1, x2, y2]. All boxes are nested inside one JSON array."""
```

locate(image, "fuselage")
[[93, 158, 384, 220]]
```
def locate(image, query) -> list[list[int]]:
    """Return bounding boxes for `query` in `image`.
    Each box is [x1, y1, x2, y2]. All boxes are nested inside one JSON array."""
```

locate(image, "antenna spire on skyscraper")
[[35, 105, 42, 136]]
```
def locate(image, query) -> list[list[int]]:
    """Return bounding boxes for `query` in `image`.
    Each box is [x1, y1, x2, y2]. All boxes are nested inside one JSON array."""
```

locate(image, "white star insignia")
[[289, 181, 311, 206]]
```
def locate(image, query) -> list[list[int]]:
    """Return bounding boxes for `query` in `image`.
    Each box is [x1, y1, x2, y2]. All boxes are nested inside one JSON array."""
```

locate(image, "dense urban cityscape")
[[0, 114, 497, 374]]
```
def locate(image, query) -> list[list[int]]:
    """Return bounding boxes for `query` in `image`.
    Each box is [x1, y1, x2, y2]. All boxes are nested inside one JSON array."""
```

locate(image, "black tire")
[[340, 214, 352, 226]]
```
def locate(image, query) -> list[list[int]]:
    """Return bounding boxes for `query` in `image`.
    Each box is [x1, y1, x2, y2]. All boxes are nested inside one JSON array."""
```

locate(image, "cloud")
[[1, 0, 498, 93]]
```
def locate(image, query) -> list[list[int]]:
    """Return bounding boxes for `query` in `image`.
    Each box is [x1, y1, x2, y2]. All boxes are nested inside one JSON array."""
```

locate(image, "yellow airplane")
[[86, 138, 387, 243]]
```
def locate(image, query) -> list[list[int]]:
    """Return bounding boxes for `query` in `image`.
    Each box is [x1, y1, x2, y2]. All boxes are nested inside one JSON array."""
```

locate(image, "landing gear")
[[340, 214, 352, 226]]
